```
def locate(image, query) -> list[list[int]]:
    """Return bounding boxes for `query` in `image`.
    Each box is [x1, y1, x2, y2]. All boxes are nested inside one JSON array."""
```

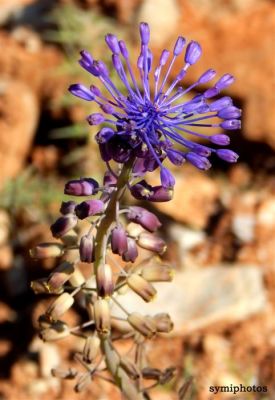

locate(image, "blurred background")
[[0, 0, 274, 399]]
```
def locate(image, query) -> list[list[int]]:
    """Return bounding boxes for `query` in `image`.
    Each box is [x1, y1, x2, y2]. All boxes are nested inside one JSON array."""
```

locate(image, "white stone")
[[112, 265, 267, 335]]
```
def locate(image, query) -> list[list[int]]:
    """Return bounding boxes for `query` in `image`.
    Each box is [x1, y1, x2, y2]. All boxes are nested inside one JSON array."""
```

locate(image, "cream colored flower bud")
[[69, 267, 85, 287], [153, 313, 174, 333], [51, 367, 78, 379], [46, 292, 74, 320], [83, 335, 100, 363], [137, 232, 167, 254], [127, 274, 156, 302], [47, 262, 75, 293], [40, 320, 70, 342], [127, 312, 157, 338], [120, 357, 140, 379], [96, 263, 114, 297], [31, 278, 50, 294], [94, 298, 111, 336], [141, 264, 174, 282], [30, 242, 64, 259]]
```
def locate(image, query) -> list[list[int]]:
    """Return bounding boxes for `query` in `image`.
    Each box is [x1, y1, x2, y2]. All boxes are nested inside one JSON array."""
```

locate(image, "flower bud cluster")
[[31, 167, 175, 397]]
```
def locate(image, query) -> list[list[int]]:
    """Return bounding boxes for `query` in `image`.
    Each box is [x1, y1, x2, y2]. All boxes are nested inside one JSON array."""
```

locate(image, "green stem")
[[94, 158, 134, 274], [94, 159, 147, 400]]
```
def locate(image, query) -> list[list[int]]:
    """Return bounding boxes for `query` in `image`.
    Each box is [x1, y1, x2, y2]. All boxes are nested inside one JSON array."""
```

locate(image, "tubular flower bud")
[[47, 262, 75, 293], [69, 267, 85, 287], [46, 293, 74, 320], [127, 206, 161, 233], [64, 178, 99, 196], [83, 335, 101, 363], [51, 367, 78, 379], [159, 367, 177, 384], [127, 274, 156, 302], [149, 185, 173, 202], [96, 263, 114, 297], [137, 232, 167, 254], [127, 312, 157, 338], [122, 237, 138, 263], [120, 357, 140, 379], [79, 235, 94, 263], [94, 298, 111, 336], [50, 214, 78, 239], [31, 278, 51, 294], [111, 225, 128, 255], [30, 243, 64, 259], [142, 367, 162, 380], [75, 199, 105, 219], [153, 313, 174, 333], [39, 320, 70, 342], [141, 263, 174, 282], [60, 200, 76, 215], [52, 367, 78, 380]]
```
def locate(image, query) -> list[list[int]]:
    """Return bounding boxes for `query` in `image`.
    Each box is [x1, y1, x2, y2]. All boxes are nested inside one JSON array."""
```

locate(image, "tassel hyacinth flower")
[[31, 22, 241, 399], [69, 22, 240, 189]]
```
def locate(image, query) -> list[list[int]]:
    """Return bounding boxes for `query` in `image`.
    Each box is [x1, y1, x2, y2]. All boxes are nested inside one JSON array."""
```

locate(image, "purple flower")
[[69, 22, 241, 186]]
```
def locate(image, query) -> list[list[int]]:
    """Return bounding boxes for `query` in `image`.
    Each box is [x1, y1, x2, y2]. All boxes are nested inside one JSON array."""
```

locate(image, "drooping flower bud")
[[94, 298, 111, 336], [142, 367, 162, 380], [127, 207, 161, 233], [75, 199, 105, 219], [79, 235, 94, 263], [96, 263, 114, 297], [51, 367, 78, 379], [60, 200, 77, 215], [127, 274, 156, 302], [69, 267, 85, 287], [64, 178, 99, 196], [137, 232, 167, 254], [160, 167, 175, 189], [30, 243, 64, 259], [46, 293, 74, 320], [82, 335, 101, 363], [127, 312, 156, 338], [39, 320, 70, 342], [141, 263, 174, 282], [95, 127, 115, 144], [31, 278, 50, 294], [111, 225, 128, 255], [153, 313, 174, 333], [149, 185, 174, 202], [50, 214, 78, 238], [122, 238, 138, 263], [47, 262, 75, 293]]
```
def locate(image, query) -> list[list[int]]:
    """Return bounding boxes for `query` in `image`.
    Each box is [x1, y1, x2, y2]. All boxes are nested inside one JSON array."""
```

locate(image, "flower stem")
[[94, 158, 147, 399]]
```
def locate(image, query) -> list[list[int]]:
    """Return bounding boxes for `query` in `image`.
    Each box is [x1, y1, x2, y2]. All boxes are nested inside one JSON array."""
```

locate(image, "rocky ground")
[[0, 0, 274, 399]]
